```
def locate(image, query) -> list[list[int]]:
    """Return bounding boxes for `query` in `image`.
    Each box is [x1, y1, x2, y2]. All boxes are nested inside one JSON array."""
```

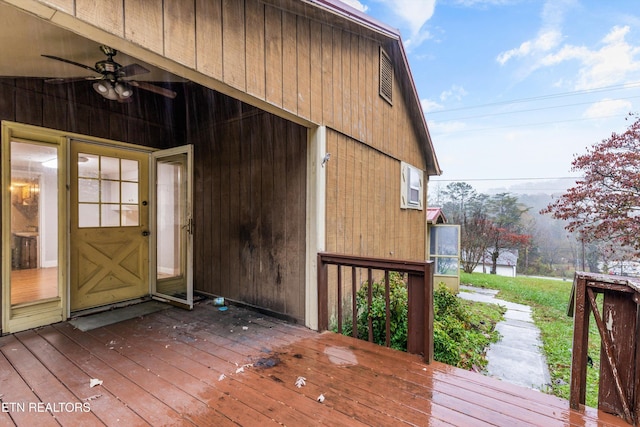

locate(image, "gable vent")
[[379, 47, 393, 104]]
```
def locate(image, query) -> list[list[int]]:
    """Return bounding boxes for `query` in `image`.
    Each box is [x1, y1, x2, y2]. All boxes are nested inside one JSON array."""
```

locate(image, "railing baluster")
[[352, 267, 357, 338], [385, 270, 390, 348], [367, 268, 373, 343], [337, 265, 343, 334]]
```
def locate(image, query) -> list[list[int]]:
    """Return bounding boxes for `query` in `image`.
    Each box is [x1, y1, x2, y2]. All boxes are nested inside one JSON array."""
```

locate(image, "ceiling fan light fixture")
[[93, 81, 109, 94], [93, 81, 118, 100], [114, 82, 133, 99]]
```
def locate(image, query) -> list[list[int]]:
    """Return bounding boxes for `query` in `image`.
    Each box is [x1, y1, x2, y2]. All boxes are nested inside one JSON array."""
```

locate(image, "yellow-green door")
[[70, 140, 150, 311]]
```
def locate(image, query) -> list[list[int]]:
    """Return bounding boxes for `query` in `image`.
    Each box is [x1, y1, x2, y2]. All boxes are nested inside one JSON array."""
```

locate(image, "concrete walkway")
[[458, 285, 551, 391]]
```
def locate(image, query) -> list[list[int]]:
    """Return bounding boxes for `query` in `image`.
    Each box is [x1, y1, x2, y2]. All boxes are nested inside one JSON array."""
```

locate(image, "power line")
[[436, 96, 640, 122], [427, 81, 640, 114], [429, 113, 623, 134], [430, 176, 580, 182]]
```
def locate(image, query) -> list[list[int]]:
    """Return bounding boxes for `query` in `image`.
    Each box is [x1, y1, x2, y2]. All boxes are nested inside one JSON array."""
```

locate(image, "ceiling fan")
[[41, 45, 177, 101]]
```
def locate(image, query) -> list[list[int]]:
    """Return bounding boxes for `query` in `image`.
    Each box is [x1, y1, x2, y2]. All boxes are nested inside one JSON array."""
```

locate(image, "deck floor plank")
[[15, 329, 149, 426], [101, 307, 370, 426], [144, 308, 371, 426], [93, 319, 284, 426], [43, 323, 193, 426], [0, 302, 632, 426], [0, 333, 103, 426], [53, 322, 234, 427], [0, 336, 60, 427]]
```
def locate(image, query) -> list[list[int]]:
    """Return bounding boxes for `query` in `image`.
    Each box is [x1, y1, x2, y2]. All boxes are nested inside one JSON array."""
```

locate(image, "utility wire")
[[435, 96, 640, 121], [427, 81, 640, 114], [431, 176, 580, 182], [429, 114, 623, 134]]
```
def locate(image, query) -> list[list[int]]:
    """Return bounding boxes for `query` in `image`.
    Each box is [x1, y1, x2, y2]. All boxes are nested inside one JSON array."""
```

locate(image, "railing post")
[[570, 274, 590, 410], [407, 261, 433, 363], [423, 261, 434, 364], [317, 253, 328, 331]]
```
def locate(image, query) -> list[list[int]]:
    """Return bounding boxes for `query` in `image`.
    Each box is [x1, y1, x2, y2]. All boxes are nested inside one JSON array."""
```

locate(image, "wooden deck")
[[0, 300, 630, 426]]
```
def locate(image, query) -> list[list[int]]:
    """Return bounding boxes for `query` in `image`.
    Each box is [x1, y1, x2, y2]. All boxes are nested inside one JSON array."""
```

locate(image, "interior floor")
[[10, 267, 58, 305]]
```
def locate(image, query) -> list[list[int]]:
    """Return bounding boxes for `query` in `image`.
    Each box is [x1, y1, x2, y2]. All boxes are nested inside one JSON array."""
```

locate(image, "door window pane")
[[78, 153, 99, 178], [100, 156, 120, 179], [121, 182, 138, 204], [78, 178, 99, 203], [121, 159, 139, 182], [101, 180, 120, 203], [79, 204, 99, 227], [156, 157, 185, 285]]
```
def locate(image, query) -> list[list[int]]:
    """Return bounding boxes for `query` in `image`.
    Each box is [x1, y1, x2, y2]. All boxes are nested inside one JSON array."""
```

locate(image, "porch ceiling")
[[0, 2, 183, 83]]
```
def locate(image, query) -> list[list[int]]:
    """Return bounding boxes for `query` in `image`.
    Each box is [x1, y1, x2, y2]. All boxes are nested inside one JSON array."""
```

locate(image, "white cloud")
[[422, 98, 444, 112], [583, 98, 633, 119], [496, 0, 573, 65], [390, 0, 436, 35], [439, 85, 468, 101], [340, 0, 368, 12], [371, 0, 436, 49], [497, 30, 563, 65], [539, 25, 640, 89]]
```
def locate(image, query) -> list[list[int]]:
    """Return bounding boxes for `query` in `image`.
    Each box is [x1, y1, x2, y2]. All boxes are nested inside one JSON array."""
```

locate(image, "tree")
[[440, 183, 492, 273], [543, 114, 640, 256], [485, 193, 531, 274]]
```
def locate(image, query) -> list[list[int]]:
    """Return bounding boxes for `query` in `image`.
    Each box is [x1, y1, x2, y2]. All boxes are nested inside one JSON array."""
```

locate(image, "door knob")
[[142, 231, 150, 236]]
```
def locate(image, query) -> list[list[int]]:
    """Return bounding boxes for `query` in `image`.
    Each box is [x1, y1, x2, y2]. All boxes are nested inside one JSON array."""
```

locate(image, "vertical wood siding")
[[189, 95, 307, 321], [325, 129, 426, 261], [35, 0, 427, 172]]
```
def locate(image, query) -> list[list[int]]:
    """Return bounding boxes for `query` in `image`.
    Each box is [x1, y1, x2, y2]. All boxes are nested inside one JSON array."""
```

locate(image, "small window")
[[77, 153, 140, 227], [379, 47, 393, 104], [400, 162, 423, 210]]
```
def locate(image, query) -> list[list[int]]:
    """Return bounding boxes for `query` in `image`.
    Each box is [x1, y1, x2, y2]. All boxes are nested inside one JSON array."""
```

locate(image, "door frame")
[[1, 122, 67, 333], [2, 121, 193, 333], [150, 145, 194, 309]]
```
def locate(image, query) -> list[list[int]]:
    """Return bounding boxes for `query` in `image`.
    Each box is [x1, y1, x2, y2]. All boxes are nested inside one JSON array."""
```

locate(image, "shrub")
[[347, 272, 408, 351], [337, 277, 503, 371]]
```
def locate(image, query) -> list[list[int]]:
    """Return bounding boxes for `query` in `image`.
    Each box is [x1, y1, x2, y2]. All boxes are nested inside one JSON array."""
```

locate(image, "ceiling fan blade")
[[129, 81, 177, 99], [41, 54, 99, 73], [118, 63, 150, 78], [44, 76, 101, 84]]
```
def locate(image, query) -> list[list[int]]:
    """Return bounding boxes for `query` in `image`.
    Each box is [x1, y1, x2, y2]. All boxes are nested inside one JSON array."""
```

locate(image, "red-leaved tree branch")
[[542, 114, 640, 254]]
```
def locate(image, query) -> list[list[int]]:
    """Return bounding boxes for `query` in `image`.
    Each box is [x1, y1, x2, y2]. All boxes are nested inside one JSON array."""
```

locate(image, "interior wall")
[[187, 88, 308, 323]]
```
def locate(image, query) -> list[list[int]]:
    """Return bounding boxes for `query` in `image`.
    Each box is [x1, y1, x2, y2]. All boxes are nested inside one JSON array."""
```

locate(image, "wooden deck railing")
[[317, 252, 434, 363], [569, 272, 640, 425]]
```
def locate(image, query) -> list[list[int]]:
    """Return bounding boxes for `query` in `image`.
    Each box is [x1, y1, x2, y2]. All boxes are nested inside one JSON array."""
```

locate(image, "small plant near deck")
[[434, 284, 505, 370], [341, 272, 408, 351], [334, 277, 504, 371]]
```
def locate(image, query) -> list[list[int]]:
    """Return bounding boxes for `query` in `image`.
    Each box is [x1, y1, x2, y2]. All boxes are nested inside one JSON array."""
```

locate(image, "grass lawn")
[[460, 272, 602, 408]]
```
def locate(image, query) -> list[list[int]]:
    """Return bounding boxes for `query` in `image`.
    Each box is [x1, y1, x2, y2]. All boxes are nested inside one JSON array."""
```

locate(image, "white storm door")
[[151, 145, 193, 309]]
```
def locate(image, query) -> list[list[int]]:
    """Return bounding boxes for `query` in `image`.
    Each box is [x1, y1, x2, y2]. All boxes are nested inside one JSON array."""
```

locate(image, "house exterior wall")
[[6, 0, 435, 325], [473, 264, 517, 277], [325, 129, 426, 260], [186, 89, 308, 322]]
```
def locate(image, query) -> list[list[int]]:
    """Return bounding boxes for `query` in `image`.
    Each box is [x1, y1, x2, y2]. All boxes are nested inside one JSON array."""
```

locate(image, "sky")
[[341, 0, 640, 194]]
